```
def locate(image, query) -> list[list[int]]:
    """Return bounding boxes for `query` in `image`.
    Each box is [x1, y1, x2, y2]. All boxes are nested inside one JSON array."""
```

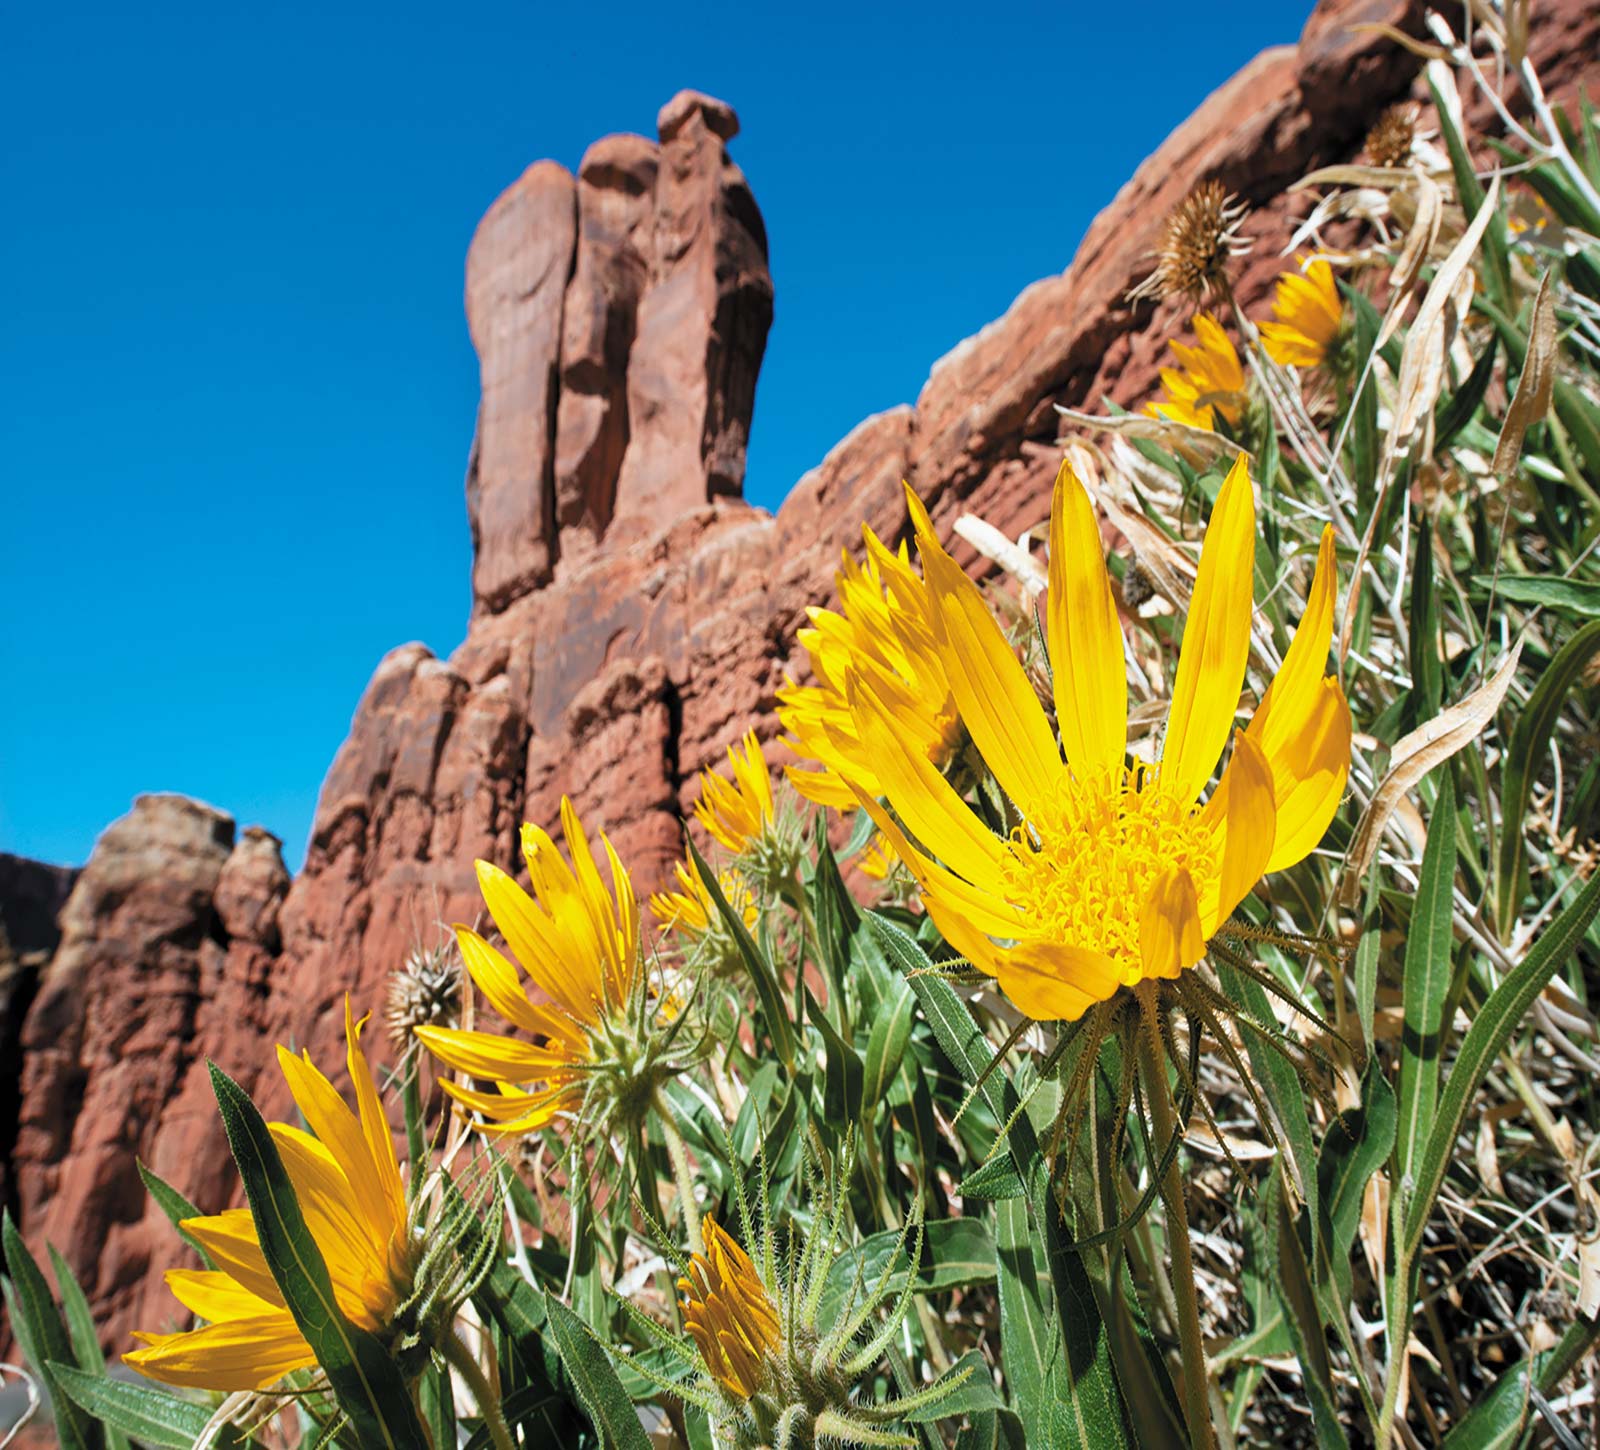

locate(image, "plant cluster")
[[7, 10, 1600, 1446]]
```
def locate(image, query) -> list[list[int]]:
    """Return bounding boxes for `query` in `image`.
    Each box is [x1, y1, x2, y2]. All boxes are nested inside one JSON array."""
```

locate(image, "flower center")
[[997, 766, 1219, 970]]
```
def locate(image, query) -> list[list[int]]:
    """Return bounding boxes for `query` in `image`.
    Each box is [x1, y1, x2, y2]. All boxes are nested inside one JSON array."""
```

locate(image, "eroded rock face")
[[466, 90, 773, 611], [8, 2, 1600, 1355], [8, 796, 288, 1341]]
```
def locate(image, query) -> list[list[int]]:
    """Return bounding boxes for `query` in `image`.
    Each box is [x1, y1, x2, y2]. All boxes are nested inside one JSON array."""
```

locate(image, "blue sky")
[[1, 0, 1307, 870]]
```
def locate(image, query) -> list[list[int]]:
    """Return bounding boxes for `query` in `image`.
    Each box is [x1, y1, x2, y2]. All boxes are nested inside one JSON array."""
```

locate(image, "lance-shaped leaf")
[[206, 1061, 429, 1450]]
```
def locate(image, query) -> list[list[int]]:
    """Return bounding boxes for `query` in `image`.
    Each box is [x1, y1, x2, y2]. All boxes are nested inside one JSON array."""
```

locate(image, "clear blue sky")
[[1, 0, 1307, 871]]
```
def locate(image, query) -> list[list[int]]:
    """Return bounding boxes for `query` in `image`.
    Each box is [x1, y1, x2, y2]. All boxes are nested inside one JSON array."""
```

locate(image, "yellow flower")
[[1147, 313, 1247, 431], [679, 1218, 781, 1400], [849, 460, 1350, 1022], [414, 797, 641, 1135], [650, 858, 758, 936], [1260, 257, 1343, 369], [694, 730, 775, 854], [125, 1000, 412, 1392], [858, 838, 897, 882], [779, 530, 962, 810]]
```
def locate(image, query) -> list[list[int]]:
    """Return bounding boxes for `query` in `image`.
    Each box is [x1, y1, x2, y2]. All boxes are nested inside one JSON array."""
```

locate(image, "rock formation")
[[6, 0, 1600, 1357]]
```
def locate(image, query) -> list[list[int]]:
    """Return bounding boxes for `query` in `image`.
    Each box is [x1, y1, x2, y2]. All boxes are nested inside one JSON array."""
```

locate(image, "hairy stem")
[[442, 1329, 514, 1450], [655, 1087, 703, 1254], [1137, 984, 1213, 1450]]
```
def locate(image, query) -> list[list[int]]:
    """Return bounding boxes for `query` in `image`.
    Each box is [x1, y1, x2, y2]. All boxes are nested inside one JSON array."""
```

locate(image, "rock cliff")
[[6, 0, 1600, 1356]]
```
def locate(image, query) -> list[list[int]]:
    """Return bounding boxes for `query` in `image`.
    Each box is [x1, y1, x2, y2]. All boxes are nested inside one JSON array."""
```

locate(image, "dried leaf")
[[1474, 1115, 1504, 1196], [953, 513, 1047, 598], [1380, 174, 1444, 347], [1339, 640, 1523, 905], [1349, 22, 1450, 61], [1492, 270, 1557, 475], [1293, 163, 1430, 193], [1361, 1172, 1389, 1290], [1053, 404, 1246, 460], [1580, 1180, 1600, 1319], [1392, 177, 1498, 442]]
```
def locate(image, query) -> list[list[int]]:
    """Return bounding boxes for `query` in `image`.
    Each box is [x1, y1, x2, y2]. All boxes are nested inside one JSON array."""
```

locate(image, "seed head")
[[384, 944, 463, 1053], [1130, 179, 1251, 307], [1365, 102, 1418, 169]]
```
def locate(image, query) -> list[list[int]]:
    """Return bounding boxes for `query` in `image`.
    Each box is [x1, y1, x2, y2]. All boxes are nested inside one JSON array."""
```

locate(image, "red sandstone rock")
[[8, 4, 1600, 1357], [465, 161, 577, 613]]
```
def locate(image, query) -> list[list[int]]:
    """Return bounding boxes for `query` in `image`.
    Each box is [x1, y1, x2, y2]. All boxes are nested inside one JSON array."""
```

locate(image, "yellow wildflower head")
[[125, 999, 418, 1392], [679, 1218, 782, 1400], [849, 461, 1351, 1022], [644, 1144, 969, 1446], [650, 857, 757, 936], [1259, 256, 1344, 370], [415, 797, 688, 1143], [1147, 313, 1247, 432], [779, 528, 963, 810], [1131, 178, 1252, 307], [694, 730, 774, 854]]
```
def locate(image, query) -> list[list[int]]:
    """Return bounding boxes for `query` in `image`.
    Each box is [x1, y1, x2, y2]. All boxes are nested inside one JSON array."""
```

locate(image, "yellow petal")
[[846, 674, 1009, 895], [992, 939, 1123, 1022], [453, 925, 582, 1048], [1162, 454, 1255, 804], [847, 784, 1023, 940], [1198, 733, 1277, 934], [907, 484, 1061, 819], [1046, 460, 1127, 778], [343, 998, 406, 1242], [270, 1125, 387, 1276], [162, 1268, 279, 1323], [413, 1024, 578, 1084], [475, 858, 599, 1024], [1261, 677, 1352, 873], [1139, 867, 1206, 980], [274, 1043, 392, 1247], [1244, 527, 1351, 871], [124, 1310, 313, 1392], [180, 1209, 281, 1307]]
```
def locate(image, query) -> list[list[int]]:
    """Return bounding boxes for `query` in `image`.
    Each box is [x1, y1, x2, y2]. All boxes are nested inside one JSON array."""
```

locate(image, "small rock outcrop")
[[6, 0, 1600, 1356]]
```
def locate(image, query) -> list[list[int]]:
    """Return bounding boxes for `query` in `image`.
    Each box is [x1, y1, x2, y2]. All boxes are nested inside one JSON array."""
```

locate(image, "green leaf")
[[48, 1248, 131, 1450], [48, 1364, 213, 1449], [1437, 1355, 1538, 1449], [958, 1155, 1026, 1201], [1494, 618, 1600, 932], [1430, 71, 1510, 305], [898, 1349, 1004, 1423], [862, 979, 916, 1111], [1315, 1061, 1395, 1309], [2, 1212, 101, 1450], [1405, 864, 1600, 1259], [687, 836, 796, 1072], [1215, 962, 1320, 1250], [1270, 1184, 1347, 1449], [543, 1297, 653, 1450], [954, 1408, 1028, 1450], [872, 915, 1128, 1448], [1435, 335, 1499, 453], [206, 1061, 429, 1450], [1474, 574, 1600, 617], [1396, 770, 1457, 1192], [994, 1198, 1053, 1411], [1353, 858, 1383, 1050], [820, 1218, 995, 1322], [136, 1159, 215, 1269], [806, 985, 865, 1127], [1409, 518, 1442, 721]]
